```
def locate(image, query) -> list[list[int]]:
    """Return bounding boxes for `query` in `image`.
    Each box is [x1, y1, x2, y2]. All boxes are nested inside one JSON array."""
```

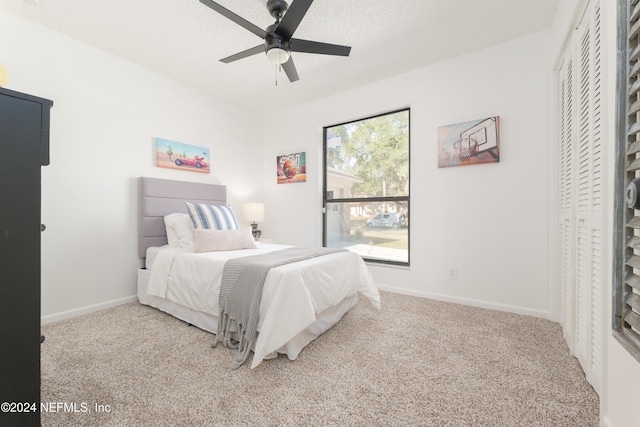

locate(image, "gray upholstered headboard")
[[138, 177, 227, 259]]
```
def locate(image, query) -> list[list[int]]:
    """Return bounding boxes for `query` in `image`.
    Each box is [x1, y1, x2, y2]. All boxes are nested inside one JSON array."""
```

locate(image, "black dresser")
[[0, 87, 52, 426]]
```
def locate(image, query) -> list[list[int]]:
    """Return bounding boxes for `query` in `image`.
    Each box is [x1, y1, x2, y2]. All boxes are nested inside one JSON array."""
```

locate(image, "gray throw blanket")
[[213, 246, 346, 369]]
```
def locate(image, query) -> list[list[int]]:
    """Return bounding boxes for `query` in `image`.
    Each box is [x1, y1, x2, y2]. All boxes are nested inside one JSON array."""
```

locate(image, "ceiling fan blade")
[[281, 57, 299, 82], [199, 0, 267, 39], [220, 45, 265, 63], [275, 0, 313, 40], [290, 38, 351, 56]]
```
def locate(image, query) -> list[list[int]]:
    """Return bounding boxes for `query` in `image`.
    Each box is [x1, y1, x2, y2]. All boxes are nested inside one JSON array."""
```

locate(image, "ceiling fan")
[[199, 0, 351, 83]]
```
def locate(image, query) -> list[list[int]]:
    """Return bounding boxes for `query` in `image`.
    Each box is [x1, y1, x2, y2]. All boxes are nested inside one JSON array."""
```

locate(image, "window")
[[323, 108, 410, 265], [614, 0, 640, 361]]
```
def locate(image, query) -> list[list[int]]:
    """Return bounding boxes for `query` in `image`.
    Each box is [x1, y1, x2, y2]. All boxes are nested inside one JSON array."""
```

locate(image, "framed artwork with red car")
[[155, 137, 210, 174]]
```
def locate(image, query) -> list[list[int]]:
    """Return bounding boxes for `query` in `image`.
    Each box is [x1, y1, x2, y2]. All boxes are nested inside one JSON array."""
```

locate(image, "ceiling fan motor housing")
[[265, 34, 290, 51]]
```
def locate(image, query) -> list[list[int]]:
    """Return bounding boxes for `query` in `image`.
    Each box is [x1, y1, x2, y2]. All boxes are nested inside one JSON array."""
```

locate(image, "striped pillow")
[[185, 202, 240, 230]]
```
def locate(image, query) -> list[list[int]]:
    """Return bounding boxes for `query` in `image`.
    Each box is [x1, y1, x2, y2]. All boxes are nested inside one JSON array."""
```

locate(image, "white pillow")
[[193, 228, 257, 252], [164, 213, 194, 248]]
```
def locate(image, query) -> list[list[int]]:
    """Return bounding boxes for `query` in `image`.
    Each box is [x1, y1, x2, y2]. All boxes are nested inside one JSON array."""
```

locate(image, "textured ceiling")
[[0, 0, 558, 113]]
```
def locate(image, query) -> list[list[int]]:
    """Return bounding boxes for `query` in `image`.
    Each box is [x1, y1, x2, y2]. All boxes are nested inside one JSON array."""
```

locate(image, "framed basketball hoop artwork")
[[437, 116, 500, 168]]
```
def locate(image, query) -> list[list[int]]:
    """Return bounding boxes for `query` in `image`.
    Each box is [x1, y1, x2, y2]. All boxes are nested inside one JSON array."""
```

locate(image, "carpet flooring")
[[40, 291, 599, 426]]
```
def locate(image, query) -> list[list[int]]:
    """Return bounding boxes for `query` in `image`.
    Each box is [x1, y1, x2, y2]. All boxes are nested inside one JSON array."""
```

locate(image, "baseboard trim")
[[376, 285, 551, 319], [42, 288, 550, 324], [41, 295, 138, 324]]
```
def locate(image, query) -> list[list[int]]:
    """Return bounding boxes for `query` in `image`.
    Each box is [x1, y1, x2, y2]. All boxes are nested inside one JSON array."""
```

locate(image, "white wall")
[[0, 10, 264, 320], [261, 30, 553, 318]]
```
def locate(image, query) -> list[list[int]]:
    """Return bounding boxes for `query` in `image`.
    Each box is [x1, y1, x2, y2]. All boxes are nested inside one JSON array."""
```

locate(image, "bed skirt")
[[137, 268, 358, 363]]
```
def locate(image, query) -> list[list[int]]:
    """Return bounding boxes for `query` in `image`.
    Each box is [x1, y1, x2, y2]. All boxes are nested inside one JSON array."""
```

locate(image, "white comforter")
[[147, 243, 380, 368]]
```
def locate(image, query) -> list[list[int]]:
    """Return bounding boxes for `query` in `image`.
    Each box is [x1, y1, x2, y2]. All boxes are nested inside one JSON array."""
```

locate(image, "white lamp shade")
[[243, 202, 265, 223]]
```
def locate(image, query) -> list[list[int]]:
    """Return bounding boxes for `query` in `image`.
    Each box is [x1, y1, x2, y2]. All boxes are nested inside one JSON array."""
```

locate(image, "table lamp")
[[243, 202, 264, 240]]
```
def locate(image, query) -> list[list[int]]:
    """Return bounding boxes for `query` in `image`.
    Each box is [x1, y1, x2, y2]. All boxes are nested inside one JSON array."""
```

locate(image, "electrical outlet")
[[448, 266, 458, 280]]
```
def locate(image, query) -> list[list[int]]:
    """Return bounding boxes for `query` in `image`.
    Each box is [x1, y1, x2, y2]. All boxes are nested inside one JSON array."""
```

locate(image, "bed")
[[137, 177, 380, 369]]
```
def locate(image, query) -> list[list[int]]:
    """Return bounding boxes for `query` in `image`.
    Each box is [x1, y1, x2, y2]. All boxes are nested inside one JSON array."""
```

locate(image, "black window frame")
[[322, 107, 410, 266]]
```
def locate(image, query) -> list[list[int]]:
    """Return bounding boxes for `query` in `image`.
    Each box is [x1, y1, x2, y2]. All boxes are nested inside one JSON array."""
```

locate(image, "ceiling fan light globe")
[[266, 47, 290, 64]]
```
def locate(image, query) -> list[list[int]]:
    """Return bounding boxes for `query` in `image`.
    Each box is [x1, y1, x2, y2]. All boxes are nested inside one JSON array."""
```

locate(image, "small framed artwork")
[[155, 137, 210, 173], [277, 152, 306, 184], [438, 116, 500, 168]]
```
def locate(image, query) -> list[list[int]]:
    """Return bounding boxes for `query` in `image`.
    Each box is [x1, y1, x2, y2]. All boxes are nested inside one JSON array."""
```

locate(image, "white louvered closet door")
[[558, 55, 575, 354], [557, 0, 602, 394]]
